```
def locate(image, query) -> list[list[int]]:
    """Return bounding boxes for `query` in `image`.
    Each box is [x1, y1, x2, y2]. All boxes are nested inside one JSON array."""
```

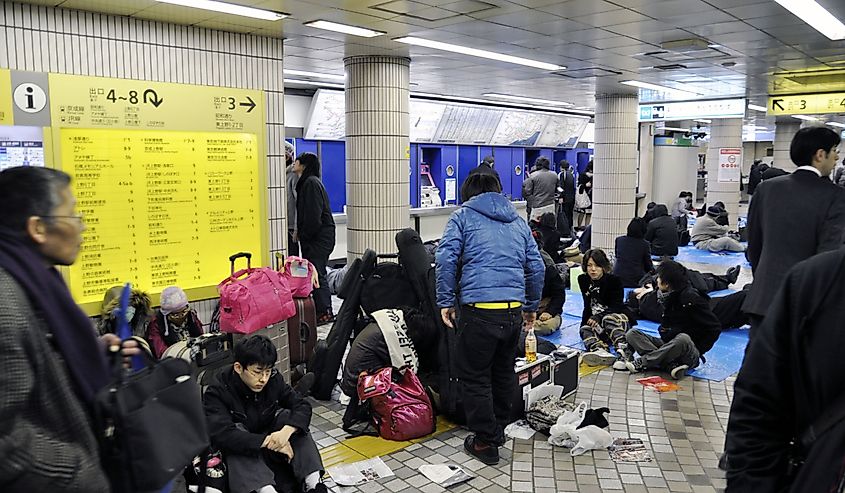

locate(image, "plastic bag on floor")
[[548, 402, 587, 447], [569, 425, 613, 456]]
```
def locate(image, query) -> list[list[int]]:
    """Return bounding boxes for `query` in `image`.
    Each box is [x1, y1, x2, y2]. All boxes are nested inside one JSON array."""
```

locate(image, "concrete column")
[[344, 55, 410, 261], [774, 119, 801, 172], [637, 122, 654, 216], [592, 94, 639, 252], [705, 119, 742, 228]]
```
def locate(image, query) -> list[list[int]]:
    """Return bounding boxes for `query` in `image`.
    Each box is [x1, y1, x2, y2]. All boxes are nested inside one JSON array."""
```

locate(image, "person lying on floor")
[[204, 335, 326, 493], [624, 260, 721, 380], [578, 248, 637, 369], [627, 282, 751, 331], [691, 206, 745, 253], [638, 263, 741, 294], [532, 233, 565, 336]]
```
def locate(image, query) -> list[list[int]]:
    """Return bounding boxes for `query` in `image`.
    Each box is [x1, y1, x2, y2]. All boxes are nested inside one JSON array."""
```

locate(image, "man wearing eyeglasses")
[[0, 166, 140, 491], [204, 335, 326, 493]]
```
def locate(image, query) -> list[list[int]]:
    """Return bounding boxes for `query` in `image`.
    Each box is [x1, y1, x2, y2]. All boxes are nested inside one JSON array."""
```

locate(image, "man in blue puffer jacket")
[[435, 172, 545, 466]]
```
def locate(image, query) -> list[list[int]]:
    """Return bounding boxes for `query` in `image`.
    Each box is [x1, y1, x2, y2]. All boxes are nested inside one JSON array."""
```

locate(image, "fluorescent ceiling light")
[[304, 20, 384, 38], [747, 103, 768, 112], [155, 0, 286, 20], [774, 0, 845, 40], [285, 69, 345, 81], [283, 78, 345, 89], [661, 126, 689, 132], [411, 91, 593, 116], [395, 36, 564, 71], [707, 44, 722, 48], [483, 93, 573, 107], [827, 122, 845, 128], [620, 80, 701, 97], [792, 114, 818, 121], [694, 119, 712, 123]]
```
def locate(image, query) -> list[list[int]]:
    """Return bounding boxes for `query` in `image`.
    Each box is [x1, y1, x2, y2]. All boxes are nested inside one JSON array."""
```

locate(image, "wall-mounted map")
[[433, 105, 503, 144], [304, 89, 345, 140], [536, 115, 591, 148], [409, 101, 446, 142], [490, 111, 549, 146]]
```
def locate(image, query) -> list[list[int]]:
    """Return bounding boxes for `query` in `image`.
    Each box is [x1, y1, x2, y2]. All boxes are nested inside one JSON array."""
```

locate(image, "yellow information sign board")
[[768, 92, 845, 116], [62, 128, 264, 309], [0, 69, 13, 125], [47, 73, 268, 314]]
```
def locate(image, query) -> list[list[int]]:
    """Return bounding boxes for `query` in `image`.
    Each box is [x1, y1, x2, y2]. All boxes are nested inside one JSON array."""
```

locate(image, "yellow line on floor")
[[579, 361, 608, 377], [320, 415, 457, 469]]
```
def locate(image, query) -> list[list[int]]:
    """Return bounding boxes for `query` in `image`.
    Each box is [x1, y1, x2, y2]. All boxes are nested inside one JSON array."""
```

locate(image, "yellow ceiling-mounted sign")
[[768, 92, 845, 116], [0, 69, 13, 124]]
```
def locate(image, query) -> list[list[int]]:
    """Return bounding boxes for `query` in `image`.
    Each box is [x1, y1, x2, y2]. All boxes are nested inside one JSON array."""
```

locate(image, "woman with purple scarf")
[[0, 167, 139, 492]]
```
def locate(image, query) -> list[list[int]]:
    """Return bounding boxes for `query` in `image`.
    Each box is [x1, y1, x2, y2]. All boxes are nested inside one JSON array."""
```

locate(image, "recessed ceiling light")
[[155, 0, 287, 20], [395, 37, 565, 71], [482, 93, 573, 107], [774, 0, 845, 40], [620, 80, 701, 97], [283, 78, 345, 89], [827, 122, 845, 128], [792, 114, 818, 121], [694, 119, 712, 123], [285, 69, 345, 81], [304, 20, 385, 38], [747, 103, 768, 112]]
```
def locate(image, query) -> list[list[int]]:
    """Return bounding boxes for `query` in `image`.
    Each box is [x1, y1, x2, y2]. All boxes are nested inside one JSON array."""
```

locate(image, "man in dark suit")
[[742, 126, 844, 334], [557, 160, 576, 231], [467, 155, 501, 188]]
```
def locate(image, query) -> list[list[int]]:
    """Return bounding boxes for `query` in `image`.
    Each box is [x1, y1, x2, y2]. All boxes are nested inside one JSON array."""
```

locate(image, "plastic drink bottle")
[[525, 327, 537, 363]]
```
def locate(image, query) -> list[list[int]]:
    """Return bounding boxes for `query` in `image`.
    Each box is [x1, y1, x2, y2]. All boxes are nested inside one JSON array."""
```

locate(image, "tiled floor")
[[311, 243, 746, 492]]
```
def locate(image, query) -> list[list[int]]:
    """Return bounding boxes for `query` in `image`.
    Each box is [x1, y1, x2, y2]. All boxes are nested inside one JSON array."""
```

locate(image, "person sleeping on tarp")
[[341, 307, 438, 429]]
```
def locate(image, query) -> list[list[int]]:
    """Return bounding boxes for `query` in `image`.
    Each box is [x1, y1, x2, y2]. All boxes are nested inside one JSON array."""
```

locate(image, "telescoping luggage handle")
[[229, 252, 252, 275]]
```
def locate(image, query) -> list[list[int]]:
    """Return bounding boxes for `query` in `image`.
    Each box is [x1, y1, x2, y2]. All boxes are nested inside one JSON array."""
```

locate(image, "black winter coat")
[[613, 235, 654, 288], [204, 367, 312, 455], [726, 248, 845, 492], [558, 169, 576, 204], [578, 272, 636, 327], [296, 174, 336, 253], [467, 163, 501, 187], [658, 287, 721, 356], [542, 264, 565, 317], [645, 205, 679, 256]]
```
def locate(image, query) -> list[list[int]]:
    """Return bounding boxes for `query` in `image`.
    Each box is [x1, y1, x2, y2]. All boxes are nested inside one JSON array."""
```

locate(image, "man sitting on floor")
[[627, 282, 750, 332], [534, 234, 566, 335], [691, 206, 745, 253], [204, 335, 326, 493], [624, 260, 722, 380]]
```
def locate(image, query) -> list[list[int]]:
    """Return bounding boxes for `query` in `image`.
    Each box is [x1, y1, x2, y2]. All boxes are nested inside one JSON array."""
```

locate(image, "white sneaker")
[[582, 348, 616, 366], [612, 359, 629, 371], [670, 364, 689, 380], [625, 359, 643, 374]]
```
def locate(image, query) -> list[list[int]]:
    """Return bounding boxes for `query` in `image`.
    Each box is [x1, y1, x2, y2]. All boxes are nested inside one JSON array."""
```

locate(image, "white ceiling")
[[26, 0, 845, 130]]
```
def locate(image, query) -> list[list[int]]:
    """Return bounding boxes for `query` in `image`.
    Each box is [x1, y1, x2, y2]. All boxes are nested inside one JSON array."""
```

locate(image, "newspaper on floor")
[[326, 457, 394, 486], [609, 438, 653, 463], [418, 464, 474, 488], [505, 419, 536, 440]]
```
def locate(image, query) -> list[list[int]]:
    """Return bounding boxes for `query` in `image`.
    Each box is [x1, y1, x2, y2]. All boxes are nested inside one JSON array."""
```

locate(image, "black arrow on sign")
[[143, 89, 164, 108], [239, 96, 256, 113], [772, 99, 785, 111]]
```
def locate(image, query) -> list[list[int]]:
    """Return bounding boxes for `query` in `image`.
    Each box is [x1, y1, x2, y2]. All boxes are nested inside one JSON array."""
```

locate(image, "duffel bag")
[[218, 252, 296, 334], [357, 367, 435, 441]]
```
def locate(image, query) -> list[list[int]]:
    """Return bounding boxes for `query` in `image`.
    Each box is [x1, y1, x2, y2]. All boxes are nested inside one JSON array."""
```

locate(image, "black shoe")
[[294, 372, 316, 396], [726, 265, 741, 285], [306, 483, 328, 493], [464, 434, 499, 465], [718, 453, 729, 471]]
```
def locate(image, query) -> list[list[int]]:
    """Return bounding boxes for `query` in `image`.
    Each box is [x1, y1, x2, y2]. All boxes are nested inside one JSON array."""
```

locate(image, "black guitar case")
[[395, 228, 465, 423], [310, 249, 377, 400]]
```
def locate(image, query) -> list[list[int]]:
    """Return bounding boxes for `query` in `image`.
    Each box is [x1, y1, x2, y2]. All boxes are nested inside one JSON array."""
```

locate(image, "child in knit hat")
[[146, 286, 204, 358]]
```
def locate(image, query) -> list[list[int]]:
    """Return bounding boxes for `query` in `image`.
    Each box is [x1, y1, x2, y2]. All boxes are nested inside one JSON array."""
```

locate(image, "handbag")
[[357, 367, 435, 441], [94, 349, 209, 492], [218, 252, 296, 334], [574, 188, 591, 211], [278, 253, 316, 298]]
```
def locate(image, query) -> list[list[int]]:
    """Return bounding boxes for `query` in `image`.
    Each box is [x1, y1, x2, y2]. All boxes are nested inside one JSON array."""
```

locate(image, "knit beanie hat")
[[160, 286, 188, 315], [706, 205, 723, 217]]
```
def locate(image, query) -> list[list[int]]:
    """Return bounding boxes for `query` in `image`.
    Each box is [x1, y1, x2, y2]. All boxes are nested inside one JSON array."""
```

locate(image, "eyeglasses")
[[41, 214, 85, 223], [245, 367, 275, 378]]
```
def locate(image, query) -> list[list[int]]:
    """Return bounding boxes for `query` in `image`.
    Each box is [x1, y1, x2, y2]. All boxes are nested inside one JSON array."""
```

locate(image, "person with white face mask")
[[96, 285, 153, 338]]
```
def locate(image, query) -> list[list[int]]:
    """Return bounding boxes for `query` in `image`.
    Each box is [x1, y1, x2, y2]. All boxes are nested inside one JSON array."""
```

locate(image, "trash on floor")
[[326, 457, 393, 486], [418, 464, 474, 487], [609, 438, 653, 462], [636, 376, 681, 393], [548, 401, 614, 455], [504, 419, 536, 440]]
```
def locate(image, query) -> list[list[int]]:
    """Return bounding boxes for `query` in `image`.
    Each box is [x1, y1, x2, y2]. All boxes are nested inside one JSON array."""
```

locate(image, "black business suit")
[[742, 168, 845, 324]]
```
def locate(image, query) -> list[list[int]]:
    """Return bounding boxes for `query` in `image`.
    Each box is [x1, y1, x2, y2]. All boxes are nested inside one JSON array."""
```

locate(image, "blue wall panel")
[[409, 144, 419, 208], [321, 141, 346, 213], [294, 138, 318, 157], [457, 146, 479, 204], [511, 147, 526, 200]]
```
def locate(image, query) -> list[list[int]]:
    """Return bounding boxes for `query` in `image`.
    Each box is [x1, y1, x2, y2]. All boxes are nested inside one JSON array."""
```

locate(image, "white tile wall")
[[774, 121, 801, 173], [1, 1, 290, 375], [344, 55, 410, 261], [592, 94, 639, 252], [705, 119, 743, 229]]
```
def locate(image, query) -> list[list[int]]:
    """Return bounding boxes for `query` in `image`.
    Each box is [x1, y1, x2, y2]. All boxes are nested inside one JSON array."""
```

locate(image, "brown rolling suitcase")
[[287, 296, 317, 367]]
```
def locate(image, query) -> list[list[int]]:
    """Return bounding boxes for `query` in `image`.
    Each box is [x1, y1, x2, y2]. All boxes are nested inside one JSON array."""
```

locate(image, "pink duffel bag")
[[277, 254, 316, 298], [357, 367, 435, 441], [218, 252, 296, 335]]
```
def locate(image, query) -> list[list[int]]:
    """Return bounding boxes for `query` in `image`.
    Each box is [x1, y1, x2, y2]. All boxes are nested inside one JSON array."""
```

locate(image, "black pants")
[[300, 242, 331, 315], [456, 305, 521, 447], [747, 314, 764, 341], [710, 291, 749, 330], [287, 230, 299, 257], [563, 200, 575, 234]]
